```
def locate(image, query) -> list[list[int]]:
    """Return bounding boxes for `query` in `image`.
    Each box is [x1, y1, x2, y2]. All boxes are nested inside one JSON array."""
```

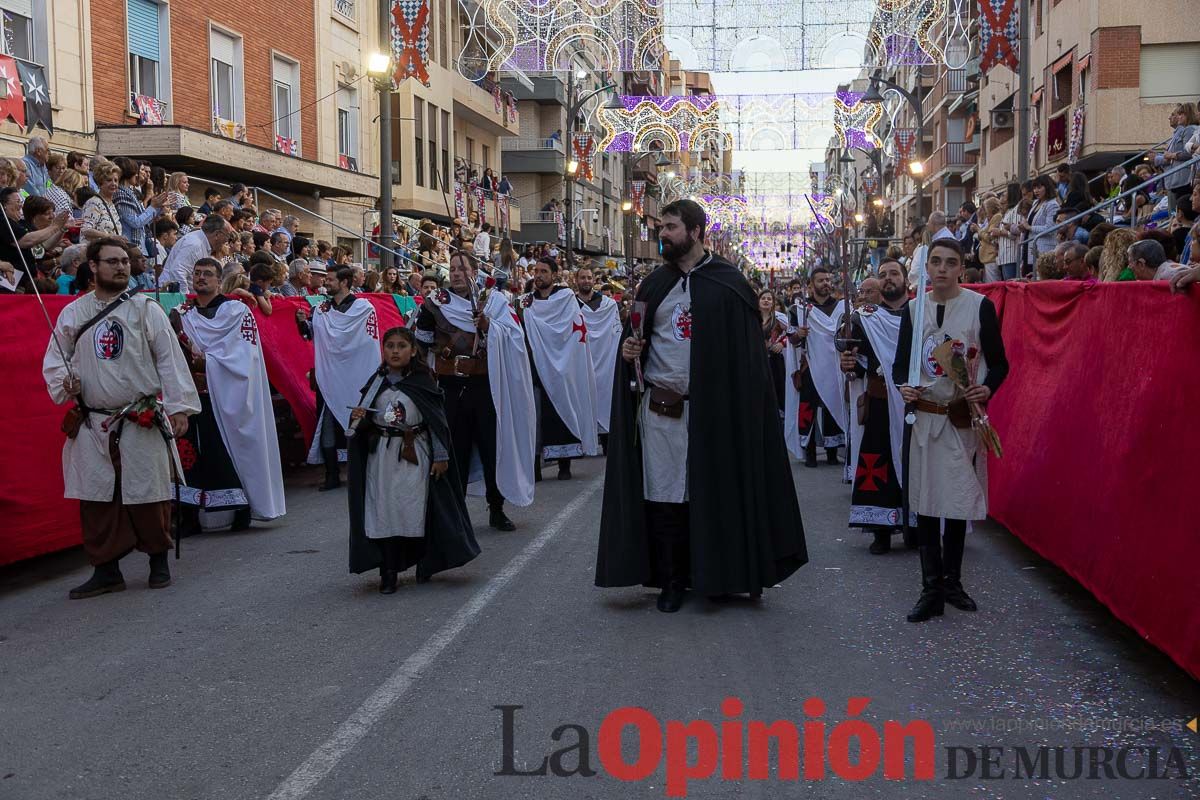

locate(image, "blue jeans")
[[1000, 262, 1018, 280]]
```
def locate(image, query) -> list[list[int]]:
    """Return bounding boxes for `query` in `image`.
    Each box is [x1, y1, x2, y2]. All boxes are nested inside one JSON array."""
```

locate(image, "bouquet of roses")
[[931, 339, 1002, 458], [102, 396, 163, 434]]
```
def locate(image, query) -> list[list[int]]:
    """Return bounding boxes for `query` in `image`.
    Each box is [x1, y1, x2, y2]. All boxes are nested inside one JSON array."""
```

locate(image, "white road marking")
[[265, 478, 603, 800]]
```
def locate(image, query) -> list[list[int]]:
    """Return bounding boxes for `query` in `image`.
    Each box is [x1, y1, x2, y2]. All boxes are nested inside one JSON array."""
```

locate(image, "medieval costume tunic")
[[596, 254, 808, 596], [173, 296, 287, 526], [298, 293, 381, 484], [42, 292, 200, 564], [845, 301, 913, 531], [789, 297, 847, 455], [415, 288, 536, 517], [577, 291, 605, 312], [519, 285, 599, 463], [347, 369, 480, 580], [892, 289, 1008, 521], [169, 295, 249, 526], [578, 292, 622, 434]]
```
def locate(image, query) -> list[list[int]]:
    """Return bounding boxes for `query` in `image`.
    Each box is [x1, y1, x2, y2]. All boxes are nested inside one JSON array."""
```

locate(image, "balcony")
[[922, 69, 967, 121], [517, 211, 563, 246], [925, 141, 975, 178], [501, 75, 567, 106], [501, 137, 566, 175], [452, 74, 521, 137]]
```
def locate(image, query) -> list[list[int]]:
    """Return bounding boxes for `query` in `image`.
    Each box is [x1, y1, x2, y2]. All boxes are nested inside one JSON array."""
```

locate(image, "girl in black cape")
[[347, 327, 480, 593]]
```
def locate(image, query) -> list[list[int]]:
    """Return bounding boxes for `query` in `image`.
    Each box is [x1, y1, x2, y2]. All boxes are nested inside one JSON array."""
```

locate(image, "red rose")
[[485, 276, 497, 289], [137, 409, 155, 427]]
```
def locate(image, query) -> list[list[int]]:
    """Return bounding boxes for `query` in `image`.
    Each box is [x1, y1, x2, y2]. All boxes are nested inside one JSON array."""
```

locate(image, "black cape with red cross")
[[595, 255, 808, 594]]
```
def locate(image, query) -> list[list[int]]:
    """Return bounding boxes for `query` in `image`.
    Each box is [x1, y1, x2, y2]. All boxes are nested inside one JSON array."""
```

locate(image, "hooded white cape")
[[521, 289, 600, 456]]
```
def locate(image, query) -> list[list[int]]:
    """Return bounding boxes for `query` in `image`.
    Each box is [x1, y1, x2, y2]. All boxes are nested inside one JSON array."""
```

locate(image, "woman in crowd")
[[1062, 171, 1090, 213], [1160, 103, 1198, 211], [994, 183, 1023, 280], [1099, 227, 1138, 281], [1019, 175, 1060, 276], [347, 326, 479, 594], [165, 172, 190, 215], [21, 195, 67, 281], [975, 196, 1003, 282], [379, 266, 400, 294], [55, 161, 86, 216], [176, 206, 197, 235], [80, 163, 123, 242], [0, 159, 18, 189], [43, 154, 74, 214]]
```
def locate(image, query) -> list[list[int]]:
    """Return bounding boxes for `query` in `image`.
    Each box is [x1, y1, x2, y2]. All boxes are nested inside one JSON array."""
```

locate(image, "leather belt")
[[435, 353, 487, 377], [379, 423, 428, 465], [914, 398, 950, 415], [915, 397, 972, 429]]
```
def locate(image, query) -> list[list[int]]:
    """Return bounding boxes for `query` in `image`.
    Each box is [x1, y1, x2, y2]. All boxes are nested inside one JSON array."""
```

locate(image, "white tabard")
[[642, 266, 703, 503], [908, 289, 990, 520], [364, 385, 434, 539], [307, 297, 381, 463], [42, 293, 201, 503], [803, 301, 848, 448], [579, 294, 621, 433]]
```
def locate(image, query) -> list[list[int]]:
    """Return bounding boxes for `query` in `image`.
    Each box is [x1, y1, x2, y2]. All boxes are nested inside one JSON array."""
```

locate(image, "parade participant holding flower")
[[894, 238, 1009, 623], [42, 238, 200, 599]]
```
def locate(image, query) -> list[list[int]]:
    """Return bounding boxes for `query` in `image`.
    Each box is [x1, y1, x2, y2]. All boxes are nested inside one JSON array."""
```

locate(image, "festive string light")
[[596, 96, 730, 152]]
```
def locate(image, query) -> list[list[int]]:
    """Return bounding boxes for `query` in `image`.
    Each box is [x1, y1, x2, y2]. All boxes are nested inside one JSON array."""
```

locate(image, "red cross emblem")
[[671, 304, 692, 341], [572, 318, 588, 343], [855, 453, 889, 492], [94, 320, 124, 360], [239, 312, 258, 346], [365, 310, 379, 340], [391, 1, 431, 86], [797, 401, 813, 431]]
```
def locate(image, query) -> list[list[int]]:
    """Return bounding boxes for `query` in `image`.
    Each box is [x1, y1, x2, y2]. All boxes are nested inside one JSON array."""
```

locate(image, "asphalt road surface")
[[2, 456, 1198, 800]]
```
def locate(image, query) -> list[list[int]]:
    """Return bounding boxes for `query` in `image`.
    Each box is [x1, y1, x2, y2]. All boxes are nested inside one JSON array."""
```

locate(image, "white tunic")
[[42, 293, 201, 504], [641, 264, 705, 503], [364, 386, 432, 539], [908, 289, 990, 520]]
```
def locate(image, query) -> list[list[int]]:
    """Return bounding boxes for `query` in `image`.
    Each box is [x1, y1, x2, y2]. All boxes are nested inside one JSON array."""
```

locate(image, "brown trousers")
[[78, 428, 173, 565]]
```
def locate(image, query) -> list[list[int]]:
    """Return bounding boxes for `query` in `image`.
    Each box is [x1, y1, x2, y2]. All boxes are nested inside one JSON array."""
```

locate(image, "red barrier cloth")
[[977, 281, 1200, 680], [0, 294, 402, 566]]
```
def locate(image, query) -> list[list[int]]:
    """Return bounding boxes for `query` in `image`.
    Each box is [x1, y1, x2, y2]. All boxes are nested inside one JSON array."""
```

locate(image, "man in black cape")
[[347, 364, 481, 584], [595, 199, 807, 612]]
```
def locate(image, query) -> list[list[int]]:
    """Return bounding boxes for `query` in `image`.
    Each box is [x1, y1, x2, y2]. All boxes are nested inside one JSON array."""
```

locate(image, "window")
[[428, 102, 438, 189], [1140, 43, 1200, 104], [210, 28, 243, 122], [337, 85, 359, 166], [441, 110, 450, 193], [414, 98, 424, 187], [272, 55, 301, 150], [333, 0, 355, 21], [126, 0, 162, 108], [0, 1, 33, 62], [466, 137, 474, 167], [482, 144, 490, 172], [1051, 61, 1072, 114]]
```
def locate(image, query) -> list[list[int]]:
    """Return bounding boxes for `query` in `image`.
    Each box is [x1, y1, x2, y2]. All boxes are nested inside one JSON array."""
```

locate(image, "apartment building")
[[975, 0, 1200, 196]]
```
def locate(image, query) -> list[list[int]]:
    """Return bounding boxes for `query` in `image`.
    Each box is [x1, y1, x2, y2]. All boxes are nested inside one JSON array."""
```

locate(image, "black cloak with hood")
[[348, 368, 481, 576], [595, 254, 808, 594]]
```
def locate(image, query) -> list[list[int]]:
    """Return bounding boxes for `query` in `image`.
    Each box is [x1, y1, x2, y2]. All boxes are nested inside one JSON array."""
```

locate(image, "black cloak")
[[595, 255, 809, 594], [347, 369, 481, 576]]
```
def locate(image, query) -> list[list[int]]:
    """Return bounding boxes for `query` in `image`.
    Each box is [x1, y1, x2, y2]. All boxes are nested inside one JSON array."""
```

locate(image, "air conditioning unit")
[[991, 109, 1015, 129]]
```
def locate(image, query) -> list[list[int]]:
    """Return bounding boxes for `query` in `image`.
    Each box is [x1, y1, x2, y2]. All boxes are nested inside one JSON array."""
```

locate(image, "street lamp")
[[860, 69, 927, 223], [366, 47, 394, 272], [563, 59, 619, 269], [621, 199, 633, 212]]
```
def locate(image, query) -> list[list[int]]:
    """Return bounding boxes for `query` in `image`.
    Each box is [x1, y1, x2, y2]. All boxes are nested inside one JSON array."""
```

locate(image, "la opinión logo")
[[495, 697, 937, 797]]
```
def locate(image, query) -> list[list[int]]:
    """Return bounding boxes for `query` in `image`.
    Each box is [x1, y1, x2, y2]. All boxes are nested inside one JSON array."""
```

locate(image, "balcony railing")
[[501, 137, 565, 153], [923, 69, 967, 118], [926, 141, 974, 175]]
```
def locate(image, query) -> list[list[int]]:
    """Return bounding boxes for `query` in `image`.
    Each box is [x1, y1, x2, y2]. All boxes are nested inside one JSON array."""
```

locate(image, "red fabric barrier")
[[1, 285, 1197, 679], [0, 293, 402, 566], [977, 282, 1200, 680]]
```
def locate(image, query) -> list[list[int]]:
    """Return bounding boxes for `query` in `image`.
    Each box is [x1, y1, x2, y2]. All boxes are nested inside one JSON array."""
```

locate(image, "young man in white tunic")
[[42, 238, 201, 599], [895, 238, 1009, 622]]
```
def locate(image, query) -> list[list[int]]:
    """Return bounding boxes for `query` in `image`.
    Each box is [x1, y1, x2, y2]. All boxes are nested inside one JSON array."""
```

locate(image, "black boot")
[[902, 524, 919, 549], [148, 551, 172, 589], [868, 529, 891, 555], [942, 526, 978, 611], [826, 448, 840, 466], [379, 538, 399, 594], [533, 454, 543, 482], [318, 448, 341, 491], [229, 507, 252, 532], [804, 440, 818, 468], [178, 505, 202, 539], [557, 459, 572, 480], [907, 543, 945, 622], [489, 506, 516, 531], [657, 580, 687, 613], [69, 560, 125, 599]]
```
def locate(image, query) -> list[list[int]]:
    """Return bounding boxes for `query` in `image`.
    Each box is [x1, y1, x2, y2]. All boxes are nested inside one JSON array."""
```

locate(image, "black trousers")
[[646, 501, 690, 587], [442, 374, 504, 509], [916, 514, 966, 546]]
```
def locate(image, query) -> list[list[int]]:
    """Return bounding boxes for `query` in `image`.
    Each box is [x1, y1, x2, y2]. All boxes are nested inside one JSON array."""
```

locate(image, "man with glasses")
[[42, 238, 200, 599]]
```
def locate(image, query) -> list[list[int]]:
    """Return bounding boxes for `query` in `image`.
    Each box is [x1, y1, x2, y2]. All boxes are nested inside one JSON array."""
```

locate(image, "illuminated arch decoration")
[[597, 96, 730, 152], [462, 0, 666, 76], [661, 0, 948, 72], [832, 92, 883, 150]]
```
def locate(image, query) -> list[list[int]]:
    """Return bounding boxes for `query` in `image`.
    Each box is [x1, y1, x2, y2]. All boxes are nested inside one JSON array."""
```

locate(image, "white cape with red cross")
[[435, 288, 537, 506], [578, 295, 621, 433], [521, 289, 601, 456], [181, 300, 287, 520], [847, 306, 906, 488]]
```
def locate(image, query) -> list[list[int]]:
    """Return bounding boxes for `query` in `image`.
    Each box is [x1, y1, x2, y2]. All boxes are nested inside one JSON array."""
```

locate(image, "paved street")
[[2, 456, 1197, 800]]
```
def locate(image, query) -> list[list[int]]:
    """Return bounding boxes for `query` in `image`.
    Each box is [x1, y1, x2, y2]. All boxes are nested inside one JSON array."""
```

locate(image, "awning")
[[1031, 87, 1044, 106], [1051, 52, 1074, 75], [1076, 54, 1092, 74]]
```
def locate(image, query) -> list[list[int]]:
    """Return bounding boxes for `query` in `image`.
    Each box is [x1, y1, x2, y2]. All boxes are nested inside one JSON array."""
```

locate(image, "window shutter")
[[0, 1, 34, 19], [126, 0, 161, 62], [1140, 43, 1200, 102]]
